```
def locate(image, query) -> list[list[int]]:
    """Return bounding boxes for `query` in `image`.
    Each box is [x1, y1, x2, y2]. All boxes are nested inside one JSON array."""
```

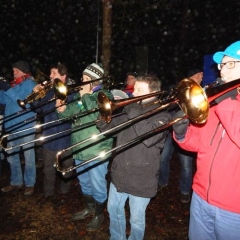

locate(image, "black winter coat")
[[97, 100, 171, 198]]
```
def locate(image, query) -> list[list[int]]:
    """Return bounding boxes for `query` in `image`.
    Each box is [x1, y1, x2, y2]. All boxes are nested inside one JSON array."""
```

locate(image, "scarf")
[[10, 74, 31, 87]]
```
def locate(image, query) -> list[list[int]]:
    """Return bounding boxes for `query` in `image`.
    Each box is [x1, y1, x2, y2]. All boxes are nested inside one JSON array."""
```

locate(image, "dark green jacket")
[[58, 87, 114, 160]]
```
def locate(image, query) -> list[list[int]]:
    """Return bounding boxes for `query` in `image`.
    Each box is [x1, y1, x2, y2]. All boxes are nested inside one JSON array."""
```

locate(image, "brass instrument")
[[54, 78, 206, 174], [54, 78, 240, 174], [204, 80, 219, 90], [17, 70, 57, 110], [17, 75, 112, 110], [0, 76, 113, 150]]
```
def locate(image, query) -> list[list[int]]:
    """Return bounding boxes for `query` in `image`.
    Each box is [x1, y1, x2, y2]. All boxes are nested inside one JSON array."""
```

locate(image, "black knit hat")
[[12, 60, 30, 74], [187, 69, 201, 78], [126, 72, 138, 78]]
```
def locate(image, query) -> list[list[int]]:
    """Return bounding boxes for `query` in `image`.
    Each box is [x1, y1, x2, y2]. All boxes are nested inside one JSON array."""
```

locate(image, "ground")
[[0, 153, 190, 240]]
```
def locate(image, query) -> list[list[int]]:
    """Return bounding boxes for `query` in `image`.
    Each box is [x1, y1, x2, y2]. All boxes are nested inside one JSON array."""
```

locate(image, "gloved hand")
[[124, 102, 142, 119], [0, 78, 10, 91], [172, 110, 189, 140]]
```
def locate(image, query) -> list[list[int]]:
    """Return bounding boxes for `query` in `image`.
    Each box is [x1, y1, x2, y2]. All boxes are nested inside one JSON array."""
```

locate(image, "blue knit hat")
[[213, 41, 240, 64]]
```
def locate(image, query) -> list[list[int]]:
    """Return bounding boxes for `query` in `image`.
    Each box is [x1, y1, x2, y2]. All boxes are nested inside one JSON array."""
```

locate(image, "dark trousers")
[[42, 148, 73, 196]]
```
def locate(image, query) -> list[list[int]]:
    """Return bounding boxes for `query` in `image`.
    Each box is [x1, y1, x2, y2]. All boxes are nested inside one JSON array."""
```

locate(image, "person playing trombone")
[[0, 60, 37, 196], [56, 63, 113, 231], [96, 74, 171, 240], [173, 41, 240, 239], [32, 63, 74, 206]]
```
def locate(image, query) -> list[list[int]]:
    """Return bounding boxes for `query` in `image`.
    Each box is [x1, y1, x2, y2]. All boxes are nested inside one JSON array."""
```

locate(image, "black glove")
[[0, 78, 10, 91], [172, 110, 189, 140], [124, 102, 142, 119]]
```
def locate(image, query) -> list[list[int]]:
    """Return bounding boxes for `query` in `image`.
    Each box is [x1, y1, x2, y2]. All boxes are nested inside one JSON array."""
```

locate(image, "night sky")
[[1, 0, 240, 87]]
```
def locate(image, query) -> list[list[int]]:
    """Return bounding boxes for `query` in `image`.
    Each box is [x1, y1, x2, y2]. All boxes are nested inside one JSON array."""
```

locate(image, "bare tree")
[[101, 0, 113, 76]]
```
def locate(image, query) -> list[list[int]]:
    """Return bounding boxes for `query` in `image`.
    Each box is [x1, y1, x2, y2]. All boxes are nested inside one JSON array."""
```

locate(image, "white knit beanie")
[[82, 63, 104, 80]]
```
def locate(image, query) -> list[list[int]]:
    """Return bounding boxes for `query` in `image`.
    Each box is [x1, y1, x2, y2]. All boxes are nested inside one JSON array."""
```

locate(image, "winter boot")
[[86, 200, 105, 231], [72, 195, 95, 220]]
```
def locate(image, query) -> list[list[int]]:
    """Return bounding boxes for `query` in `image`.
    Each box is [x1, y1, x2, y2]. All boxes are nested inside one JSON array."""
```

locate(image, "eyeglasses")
[[217, 61, 240, 70]]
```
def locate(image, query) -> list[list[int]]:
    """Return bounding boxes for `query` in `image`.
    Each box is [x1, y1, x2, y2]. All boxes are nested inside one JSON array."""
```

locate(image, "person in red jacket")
[[123, 72, 137, 97], [173, 41, 240, 240]]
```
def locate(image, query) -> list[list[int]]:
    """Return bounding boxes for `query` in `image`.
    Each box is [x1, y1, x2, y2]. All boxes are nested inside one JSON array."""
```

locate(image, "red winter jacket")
[[174, 94, 240, 213]]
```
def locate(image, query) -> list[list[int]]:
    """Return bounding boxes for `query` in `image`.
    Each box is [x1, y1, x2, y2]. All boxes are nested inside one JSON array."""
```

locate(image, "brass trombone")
[[17, 75, 112, 110], [17, 78, 65, 110], [17, 70, 54, 109], [0, 103, 99, 151], [54, 78, 208, 174], [0, 84, 174, 150], [54, 78, 240, 174], [0, 76, 113, 150]]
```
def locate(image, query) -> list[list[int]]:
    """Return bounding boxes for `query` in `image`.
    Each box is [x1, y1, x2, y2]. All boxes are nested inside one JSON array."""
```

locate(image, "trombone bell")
[[53, 78, 68, 101], [177, 78, 209, 124]]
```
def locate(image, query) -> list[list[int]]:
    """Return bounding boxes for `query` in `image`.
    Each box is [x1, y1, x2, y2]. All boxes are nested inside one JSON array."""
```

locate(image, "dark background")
[[0, 0, 240, 86]]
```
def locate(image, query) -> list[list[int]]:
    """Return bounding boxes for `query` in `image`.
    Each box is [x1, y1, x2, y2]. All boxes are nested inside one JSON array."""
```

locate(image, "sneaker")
[[1, 184, 23, 192], [181, 193, 190, 203], [24, 187, 34, 196]]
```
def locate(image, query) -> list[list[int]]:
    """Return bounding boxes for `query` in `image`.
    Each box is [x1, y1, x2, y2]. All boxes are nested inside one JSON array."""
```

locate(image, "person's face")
[[50, 68, 66, 83], [219, 56, 240, 83], [13, 68, 25, 79], [126, 75, 136, 86], [190, 72, 203, 85], [132, 81, 150, 97], [81, 74, 92, 92], [133, 81, 157, 104]]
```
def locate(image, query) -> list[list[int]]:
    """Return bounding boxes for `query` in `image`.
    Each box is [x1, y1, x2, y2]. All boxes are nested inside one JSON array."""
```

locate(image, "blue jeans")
[[159, 132, 194, 194], [7, 132, 36, 187], [75, 159, 108, 203], [108, 183, 150, 240], [189, 192, 240, 240]]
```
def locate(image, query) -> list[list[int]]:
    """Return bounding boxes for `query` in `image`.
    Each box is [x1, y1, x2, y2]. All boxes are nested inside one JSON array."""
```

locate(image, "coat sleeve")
[[81, 90, 114, 121], [215, 95, 240, 148], [131, 111, 171, 148], [173, 124, 202, 152], [5, 79, 36, 102], [96, 112, 128, 137]]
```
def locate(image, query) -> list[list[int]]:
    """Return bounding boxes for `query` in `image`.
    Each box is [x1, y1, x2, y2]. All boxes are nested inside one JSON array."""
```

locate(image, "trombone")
[[17, 75, 112, 110], [0, 76, 113, 150], [54, 78, 240, 174], [0, 83, 174, 150], [17, 70, 54, 110], [0, 70, 57, 123]]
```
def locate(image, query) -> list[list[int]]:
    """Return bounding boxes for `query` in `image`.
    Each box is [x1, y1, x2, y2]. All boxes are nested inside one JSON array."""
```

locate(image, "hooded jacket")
[[174, 93, 240, 213], [97, 100, 171, 198]]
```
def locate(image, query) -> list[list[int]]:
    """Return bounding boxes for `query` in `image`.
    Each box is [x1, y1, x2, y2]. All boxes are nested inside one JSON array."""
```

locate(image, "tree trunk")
[[102, 0, 112, 76]]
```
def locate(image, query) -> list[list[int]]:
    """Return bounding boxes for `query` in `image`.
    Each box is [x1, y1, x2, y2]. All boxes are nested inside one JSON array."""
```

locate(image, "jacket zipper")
[[207, 123, 225, 201]]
